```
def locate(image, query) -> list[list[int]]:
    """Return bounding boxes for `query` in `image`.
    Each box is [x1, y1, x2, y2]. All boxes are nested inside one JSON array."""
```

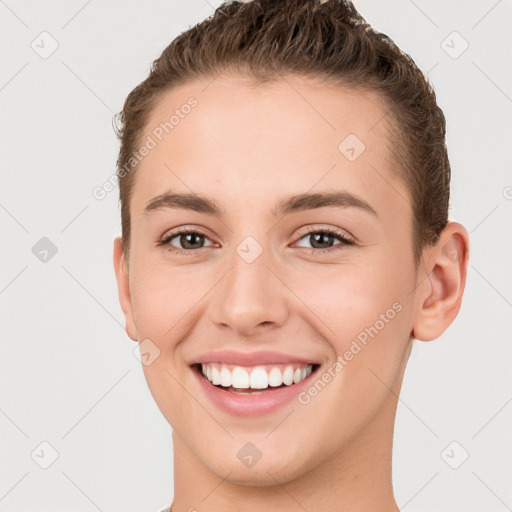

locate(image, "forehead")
[[130, 74, 408, 224]]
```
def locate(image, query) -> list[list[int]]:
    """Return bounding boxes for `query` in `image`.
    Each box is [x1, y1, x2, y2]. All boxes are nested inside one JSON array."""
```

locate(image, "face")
[[115, 74, 421, 485]]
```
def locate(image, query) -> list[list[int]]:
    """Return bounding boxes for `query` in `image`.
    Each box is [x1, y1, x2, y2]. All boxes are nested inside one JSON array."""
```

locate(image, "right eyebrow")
[[143, 191, 225, 217]]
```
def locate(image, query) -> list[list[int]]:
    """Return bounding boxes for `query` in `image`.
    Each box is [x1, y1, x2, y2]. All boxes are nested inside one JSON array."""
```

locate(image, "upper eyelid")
[[294, 224, 353, 240]]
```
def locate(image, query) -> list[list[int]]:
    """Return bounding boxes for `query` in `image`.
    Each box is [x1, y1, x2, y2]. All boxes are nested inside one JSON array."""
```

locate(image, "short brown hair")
[[114, 0, 450, 265]]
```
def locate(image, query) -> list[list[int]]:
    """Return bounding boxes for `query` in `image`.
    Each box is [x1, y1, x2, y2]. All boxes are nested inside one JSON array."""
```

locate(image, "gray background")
[[1, 0, 511, 511]]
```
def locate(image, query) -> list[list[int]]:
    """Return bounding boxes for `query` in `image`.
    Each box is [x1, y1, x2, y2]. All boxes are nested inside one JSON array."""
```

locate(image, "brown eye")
[[173, 232, 206, 250], [294, 228, 354, 253], [158, 228, 215, 254]]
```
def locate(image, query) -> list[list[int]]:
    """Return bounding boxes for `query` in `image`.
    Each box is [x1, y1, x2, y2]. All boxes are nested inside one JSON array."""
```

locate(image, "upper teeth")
[[201, 363, 313, 389]]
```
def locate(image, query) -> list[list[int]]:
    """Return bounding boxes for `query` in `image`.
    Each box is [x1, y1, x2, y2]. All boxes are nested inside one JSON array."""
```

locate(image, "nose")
[[208, 247, 289, 338]]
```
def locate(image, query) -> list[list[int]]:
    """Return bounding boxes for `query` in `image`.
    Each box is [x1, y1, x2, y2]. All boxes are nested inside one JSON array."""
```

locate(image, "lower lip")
[[192, 365, 318, 417]]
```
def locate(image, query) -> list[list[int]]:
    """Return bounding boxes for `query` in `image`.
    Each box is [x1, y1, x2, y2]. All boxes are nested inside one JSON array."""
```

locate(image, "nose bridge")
[[209, 235, 288, 334]]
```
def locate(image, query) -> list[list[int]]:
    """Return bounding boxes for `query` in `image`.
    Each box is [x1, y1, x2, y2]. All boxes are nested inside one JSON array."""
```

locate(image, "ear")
[[113, 236, 138, 341], [412, 222, 469, 341]]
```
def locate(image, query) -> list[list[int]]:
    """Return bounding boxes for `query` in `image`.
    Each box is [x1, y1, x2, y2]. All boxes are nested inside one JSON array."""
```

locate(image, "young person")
[[113, 1, 469, 510]]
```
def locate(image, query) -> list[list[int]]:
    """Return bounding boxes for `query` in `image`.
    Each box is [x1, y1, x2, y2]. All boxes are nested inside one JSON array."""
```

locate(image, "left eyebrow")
[[143, 190, 378, 218], [272, 191, 378, 218]]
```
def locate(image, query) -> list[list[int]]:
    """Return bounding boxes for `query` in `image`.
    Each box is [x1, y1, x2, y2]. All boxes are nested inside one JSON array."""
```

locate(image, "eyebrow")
[[143, 190, 378, 218]]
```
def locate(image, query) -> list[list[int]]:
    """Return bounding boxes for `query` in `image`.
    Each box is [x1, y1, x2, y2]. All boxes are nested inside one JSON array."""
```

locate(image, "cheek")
[[292, 260, 414, 402], [289, 267, 413, 441], [294, 260, 411, 344], [128, 258, 208, 343]]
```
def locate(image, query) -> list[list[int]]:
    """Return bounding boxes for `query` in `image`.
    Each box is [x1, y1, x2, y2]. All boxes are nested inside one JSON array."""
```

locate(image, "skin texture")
[[113, 74, 469, 512]]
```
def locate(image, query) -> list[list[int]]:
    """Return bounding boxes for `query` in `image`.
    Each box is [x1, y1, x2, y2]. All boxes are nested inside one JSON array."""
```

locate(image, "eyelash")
[[157, 227, 354, 256]]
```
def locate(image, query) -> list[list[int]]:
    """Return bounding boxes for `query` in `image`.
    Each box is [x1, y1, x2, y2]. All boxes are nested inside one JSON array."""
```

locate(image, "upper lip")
[[191, 350, 318, 366]]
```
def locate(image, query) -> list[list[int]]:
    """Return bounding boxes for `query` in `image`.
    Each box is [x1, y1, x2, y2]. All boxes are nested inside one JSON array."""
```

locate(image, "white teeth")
[[200, 363, 314, 389], [211, 366, 221, 385], [268, 367, 283, 387], [250, 368, 268, 389], [231, 367, 250, 389], [220, 366, 231, 387], [282, 366, 294, 386]]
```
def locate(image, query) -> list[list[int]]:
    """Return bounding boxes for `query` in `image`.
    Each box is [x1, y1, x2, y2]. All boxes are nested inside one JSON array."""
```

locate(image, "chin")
[[200, 446, 316, 487]]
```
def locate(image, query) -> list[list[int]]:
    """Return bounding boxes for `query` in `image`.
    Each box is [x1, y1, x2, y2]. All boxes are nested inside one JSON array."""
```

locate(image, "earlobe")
[[113, 236, 138, 342], [412, 223, 469, 342]]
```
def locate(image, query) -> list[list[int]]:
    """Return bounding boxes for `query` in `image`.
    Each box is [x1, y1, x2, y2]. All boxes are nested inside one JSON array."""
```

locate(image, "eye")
[[293, 227, 354, 254], [157, 228, 216, 255], [157, 226, 354, 255]]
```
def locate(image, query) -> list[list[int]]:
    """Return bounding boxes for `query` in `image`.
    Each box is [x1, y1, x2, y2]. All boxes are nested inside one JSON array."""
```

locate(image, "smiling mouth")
[[192, 362, 320, 394]]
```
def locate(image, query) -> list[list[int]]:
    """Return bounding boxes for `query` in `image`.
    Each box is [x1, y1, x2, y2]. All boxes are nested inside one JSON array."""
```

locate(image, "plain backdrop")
[[1, 1, 511, 511]]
